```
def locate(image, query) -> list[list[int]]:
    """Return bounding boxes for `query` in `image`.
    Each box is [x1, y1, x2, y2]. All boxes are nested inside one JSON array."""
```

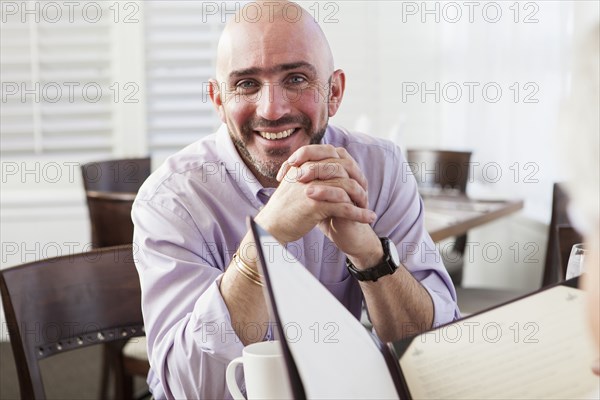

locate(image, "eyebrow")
[[227, 62, 317, 81]]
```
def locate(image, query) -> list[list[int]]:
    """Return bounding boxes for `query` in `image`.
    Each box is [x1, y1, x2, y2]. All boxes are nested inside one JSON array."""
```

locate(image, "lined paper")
[[399, 286, 600, 399]]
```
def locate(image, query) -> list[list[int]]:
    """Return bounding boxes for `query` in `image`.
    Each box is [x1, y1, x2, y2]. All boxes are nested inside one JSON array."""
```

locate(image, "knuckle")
[[303, 163, 316, 179], [325, 144, 336, 154], [294, 147, 307, 160], [342, 202, 354, 214], [329, 163, 343, 178], [286, 167, 301, 182], [337, 188, 349, 202], [336, 147, 349, 157]]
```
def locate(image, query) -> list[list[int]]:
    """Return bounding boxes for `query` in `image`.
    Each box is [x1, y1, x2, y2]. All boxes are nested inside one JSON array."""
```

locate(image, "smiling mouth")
[[257, 128, 296, 140]]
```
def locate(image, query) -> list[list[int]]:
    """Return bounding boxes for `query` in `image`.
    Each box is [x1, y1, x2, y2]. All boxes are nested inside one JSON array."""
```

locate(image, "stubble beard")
[[229, 116, 328, 183]]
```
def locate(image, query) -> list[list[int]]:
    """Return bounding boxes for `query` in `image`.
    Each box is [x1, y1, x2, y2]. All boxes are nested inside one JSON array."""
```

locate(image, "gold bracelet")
[[234, 252, 261, 279], [233, 253, 264, 287]]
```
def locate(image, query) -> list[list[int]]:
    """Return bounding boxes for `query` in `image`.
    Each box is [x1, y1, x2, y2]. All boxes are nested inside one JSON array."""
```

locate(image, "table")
[[423, 195, 524, 242]]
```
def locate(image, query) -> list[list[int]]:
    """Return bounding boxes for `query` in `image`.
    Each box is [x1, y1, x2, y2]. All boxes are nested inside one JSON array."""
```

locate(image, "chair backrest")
[[556, 224, 584, 281], [80, 158, 151, 248], [0, 245, 143, 399], [406, 150, 472, 193], [541, 183, 574, 286], [80, 157, 151, 193], [407, 150, 472, 286], [86, 193, 137, 248]]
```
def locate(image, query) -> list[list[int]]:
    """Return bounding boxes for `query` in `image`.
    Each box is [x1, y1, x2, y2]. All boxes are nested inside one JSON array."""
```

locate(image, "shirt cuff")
[[187, 274, 245, 363], [424, 282, 461, 328]]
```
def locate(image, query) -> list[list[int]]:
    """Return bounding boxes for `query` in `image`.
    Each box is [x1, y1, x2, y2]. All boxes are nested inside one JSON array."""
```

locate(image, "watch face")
[[388, 240, 400, 267]]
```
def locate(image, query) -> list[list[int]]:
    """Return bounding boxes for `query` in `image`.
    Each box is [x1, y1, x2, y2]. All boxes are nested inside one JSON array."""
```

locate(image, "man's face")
[[211, 17, 343, 185]]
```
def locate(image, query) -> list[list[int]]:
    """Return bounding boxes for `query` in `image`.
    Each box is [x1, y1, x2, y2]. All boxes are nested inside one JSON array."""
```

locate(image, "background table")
[[423, 196, 524, 242]]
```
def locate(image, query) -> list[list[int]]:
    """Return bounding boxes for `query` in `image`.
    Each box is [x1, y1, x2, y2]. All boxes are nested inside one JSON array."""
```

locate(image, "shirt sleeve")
[[132, 197, 242, 400], [370, 145, 461, 327]]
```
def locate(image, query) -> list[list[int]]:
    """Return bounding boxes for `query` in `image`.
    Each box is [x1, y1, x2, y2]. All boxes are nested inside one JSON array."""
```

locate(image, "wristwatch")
[[346, 237, 400, 282]]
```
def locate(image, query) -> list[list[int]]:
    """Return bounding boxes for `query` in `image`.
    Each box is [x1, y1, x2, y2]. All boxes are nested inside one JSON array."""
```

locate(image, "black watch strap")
[[346, 237, 400, 282]]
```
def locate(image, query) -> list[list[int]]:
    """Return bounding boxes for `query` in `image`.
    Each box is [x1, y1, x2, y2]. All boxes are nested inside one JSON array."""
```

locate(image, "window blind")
[[1, 2, 116, 159], [144, 1, 223, 160]]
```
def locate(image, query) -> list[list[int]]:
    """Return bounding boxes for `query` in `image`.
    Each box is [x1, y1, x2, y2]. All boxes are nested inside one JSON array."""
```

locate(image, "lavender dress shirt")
[[132, 124, 459, 399]]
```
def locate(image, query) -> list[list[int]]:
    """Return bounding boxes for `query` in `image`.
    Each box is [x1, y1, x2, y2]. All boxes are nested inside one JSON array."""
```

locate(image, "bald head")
[[215, 1, 334, 82]]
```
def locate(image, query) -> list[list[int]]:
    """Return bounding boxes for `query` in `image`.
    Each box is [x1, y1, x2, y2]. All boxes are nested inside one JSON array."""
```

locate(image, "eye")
[[236, 80, 259, 91], [287, 75, 306, 85]]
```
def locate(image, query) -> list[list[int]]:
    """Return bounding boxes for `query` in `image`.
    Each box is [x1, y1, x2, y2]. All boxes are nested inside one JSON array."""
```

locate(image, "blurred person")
[[132, 1, 458, 398], [559, 22, 600, 381]]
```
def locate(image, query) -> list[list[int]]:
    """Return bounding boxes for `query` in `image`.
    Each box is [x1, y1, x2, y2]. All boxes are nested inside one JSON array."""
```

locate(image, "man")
[[133, 2, 458, 398]]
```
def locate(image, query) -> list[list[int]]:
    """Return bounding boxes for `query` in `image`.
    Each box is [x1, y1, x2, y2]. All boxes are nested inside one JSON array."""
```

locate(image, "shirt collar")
[[215, 124, 268, 208]]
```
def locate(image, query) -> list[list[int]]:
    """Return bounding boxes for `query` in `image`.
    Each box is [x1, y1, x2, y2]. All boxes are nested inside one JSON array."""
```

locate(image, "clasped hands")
[[255, 144, 383, 269]]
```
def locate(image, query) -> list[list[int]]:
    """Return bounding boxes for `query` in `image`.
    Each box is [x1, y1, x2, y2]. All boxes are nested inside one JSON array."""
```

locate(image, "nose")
[[255, 83, 291, 121]]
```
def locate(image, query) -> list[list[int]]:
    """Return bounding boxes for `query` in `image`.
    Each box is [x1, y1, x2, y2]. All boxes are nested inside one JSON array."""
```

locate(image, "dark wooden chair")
[[81, 157, 151, 193], [80, 157, 151, 399], [84, 192, 138, 248], [407, 150, 472, 285], [406, 149, 472, 194], [541, 183, 575, 286], [81, 158, 151, 248], [556, 224, 584, 281], [0, 245, 146, 400]]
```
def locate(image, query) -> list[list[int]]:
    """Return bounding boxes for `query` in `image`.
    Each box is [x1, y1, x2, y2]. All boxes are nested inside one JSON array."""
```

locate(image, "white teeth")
[[259, 128, 295, 140]]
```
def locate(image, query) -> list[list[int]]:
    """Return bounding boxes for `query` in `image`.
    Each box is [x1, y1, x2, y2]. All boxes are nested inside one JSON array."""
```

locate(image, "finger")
[[295, 159, 348, 183], [337, 178, 369, 209], [307, 179, 368, 209], [294, 157, 364, 186], [287, 144, 340, 167], [276, 160, 293, 182], [314, 200, 376, 224], [305, 185, 352, 204], [335, 147, 368, 191], [276, 146, 341, 182]]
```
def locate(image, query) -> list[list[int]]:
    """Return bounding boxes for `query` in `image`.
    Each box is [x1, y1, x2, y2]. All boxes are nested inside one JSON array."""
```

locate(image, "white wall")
[[320, 1, 575, 222]]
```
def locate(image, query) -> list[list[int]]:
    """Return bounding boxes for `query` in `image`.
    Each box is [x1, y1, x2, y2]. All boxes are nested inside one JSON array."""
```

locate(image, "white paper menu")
[[399, 285, 600, 399]]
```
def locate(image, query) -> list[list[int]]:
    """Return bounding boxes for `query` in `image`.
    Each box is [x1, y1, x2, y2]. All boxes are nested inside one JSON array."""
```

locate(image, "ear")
[[328, 69, 346, 117], [208, 79, 226, 123]]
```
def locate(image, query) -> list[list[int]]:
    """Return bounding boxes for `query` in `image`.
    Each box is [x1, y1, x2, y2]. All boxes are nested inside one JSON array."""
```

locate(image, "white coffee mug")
[[226, 340, 292, 400]]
